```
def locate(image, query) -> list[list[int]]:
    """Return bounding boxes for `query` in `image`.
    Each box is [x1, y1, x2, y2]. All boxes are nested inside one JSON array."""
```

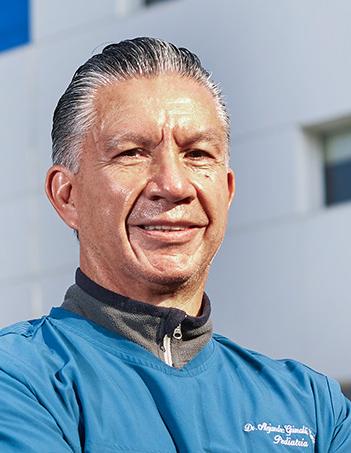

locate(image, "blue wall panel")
[[0, 0, 30, 53]]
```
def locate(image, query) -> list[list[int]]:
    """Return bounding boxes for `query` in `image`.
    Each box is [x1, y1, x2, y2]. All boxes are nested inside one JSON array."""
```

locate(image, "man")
[[0, 37, 350, 452]]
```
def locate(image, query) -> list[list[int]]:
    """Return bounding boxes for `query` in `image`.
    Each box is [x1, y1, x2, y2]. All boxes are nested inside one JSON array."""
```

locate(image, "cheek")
[[80, 172, 147, 232], [195, 170, 230, 209], [76, 178, 113, 230], [105, 166, 148, 198]]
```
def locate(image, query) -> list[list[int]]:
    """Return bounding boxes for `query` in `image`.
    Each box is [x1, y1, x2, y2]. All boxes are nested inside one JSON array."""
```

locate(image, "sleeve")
[[327, 377, 351, 452], [0, 360, 75, 452]]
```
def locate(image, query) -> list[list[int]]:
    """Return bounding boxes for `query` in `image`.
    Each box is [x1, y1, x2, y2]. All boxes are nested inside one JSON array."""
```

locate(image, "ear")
[[45, 165, 79, 230], [227, 168, 235, 208]]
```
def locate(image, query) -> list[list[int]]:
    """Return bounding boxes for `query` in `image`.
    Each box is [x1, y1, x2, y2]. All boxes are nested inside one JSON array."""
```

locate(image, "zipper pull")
[[173, 323, 182, 340]]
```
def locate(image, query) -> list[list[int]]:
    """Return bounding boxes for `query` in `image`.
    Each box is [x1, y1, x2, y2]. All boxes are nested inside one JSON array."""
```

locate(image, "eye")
[[115, 148, 144, 158], [185, 149, 213, 160]]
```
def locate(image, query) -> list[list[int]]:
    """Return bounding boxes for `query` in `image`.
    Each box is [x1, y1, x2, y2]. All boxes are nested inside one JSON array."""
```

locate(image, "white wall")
[[0, 0, 350, 381]]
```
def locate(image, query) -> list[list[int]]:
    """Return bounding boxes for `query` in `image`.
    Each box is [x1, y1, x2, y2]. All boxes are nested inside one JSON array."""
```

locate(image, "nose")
[[144, 149, 196, 204]]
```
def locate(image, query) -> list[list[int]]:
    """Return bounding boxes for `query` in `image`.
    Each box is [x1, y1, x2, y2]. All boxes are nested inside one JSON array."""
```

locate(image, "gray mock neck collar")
[[60, 268, 213, 368]]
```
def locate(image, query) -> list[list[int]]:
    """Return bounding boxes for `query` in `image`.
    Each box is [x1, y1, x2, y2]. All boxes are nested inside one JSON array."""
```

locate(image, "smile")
[[128, 223, 204, 244], [140, 225, 194, 231]]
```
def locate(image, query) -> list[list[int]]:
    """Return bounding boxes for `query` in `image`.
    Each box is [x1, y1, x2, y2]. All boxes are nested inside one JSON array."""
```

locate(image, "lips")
[[128, 221, 206, 244], [140, 225, 193, 231], [129, 219, 206, 229]]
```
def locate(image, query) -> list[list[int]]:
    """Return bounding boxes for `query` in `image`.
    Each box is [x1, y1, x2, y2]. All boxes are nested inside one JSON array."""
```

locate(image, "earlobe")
[[227, 168, 235, 207], [45, 165, 78, 230]]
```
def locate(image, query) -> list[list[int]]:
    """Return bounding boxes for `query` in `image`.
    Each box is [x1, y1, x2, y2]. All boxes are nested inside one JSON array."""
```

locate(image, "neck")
[[79, 262, 208, 317]]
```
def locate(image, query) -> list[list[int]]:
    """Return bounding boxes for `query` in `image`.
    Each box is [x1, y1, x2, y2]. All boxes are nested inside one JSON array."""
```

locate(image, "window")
[[0, 0, 30, 53], [144, 0, 173, 6], [341, 382, 351, 401], [323, 127, 351, 206]]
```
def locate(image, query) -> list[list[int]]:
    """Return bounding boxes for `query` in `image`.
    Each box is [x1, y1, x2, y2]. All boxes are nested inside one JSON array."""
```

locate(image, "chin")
[[138, 263, 204, 291], [145, 270, 193, 287]]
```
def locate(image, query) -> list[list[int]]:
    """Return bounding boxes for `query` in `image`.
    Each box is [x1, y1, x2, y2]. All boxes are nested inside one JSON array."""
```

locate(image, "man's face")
[[73, 74, 234, 294]]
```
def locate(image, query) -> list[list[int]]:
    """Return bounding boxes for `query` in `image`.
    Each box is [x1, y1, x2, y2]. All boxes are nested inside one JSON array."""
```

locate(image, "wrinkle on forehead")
[[91, 75, 228, 151]]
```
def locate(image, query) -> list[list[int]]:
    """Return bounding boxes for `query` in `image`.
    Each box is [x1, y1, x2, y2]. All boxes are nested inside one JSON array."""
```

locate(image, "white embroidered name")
[[243, 421, 316, 448]]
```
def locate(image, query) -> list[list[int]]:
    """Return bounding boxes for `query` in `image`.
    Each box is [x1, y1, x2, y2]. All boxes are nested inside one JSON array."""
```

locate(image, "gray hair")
[[51, 37, 230, 172]]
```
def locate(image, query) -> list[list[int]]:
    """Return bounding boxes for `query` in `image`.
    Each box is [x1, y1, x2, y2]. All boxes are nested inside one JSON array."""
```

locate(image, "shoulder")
[[0, 314, 69, 382], [0, 317, 47, 356], [0, 316, 46, 340], [212, 332, 345, 404], [213, 332, 324, 375]]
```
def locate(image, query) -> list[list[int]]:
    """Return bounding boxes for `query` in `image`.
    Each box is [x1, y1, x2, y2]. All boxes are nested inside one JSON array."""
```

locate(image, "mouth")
[[128, 222, 206, 244], [138, 225, 196, 232]]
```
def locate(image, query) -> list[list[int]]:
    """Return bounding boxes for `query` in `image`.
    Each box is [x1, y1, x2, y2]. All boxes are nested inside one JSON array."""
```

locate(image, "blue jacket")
[[0, 307, 350, 452]]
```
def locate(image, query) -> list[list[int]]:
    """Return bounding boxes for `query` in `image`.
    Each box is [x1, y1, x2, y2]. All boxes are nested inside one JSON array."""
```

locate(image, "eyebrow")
[[105, 133, 159, 151], [175, 130, 225, 148]]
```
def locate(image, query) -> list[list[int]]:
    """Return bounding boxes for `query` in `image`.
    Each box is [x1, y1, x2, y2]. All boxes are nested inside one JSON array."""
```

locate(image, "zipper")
[[161, 322, 183, 367], [162, 335, 172, 366]]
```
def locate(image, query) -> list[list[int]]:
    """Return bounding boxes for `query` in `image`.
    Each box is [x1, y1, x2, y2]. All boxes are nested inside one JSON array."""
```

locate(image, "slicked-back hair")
[[51, 37, 230, 172]]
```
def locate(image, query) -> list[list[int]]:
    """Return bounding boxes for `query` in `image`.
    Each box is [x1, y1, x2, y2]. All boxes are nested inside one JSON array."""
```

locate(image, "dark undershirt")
[[60, 268, 213, 368]]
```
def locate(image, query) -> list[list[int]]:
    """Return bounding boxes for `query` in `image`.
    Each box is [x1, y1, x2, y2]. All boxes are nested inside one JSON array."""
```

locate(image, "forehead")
[[92, 74, 227, 142]]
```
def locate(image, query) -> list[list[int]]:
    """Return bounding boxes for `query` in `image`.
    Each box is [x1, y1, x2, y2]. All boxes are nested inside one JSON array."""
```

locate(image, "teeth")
[[142, 225, 186, 231]]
